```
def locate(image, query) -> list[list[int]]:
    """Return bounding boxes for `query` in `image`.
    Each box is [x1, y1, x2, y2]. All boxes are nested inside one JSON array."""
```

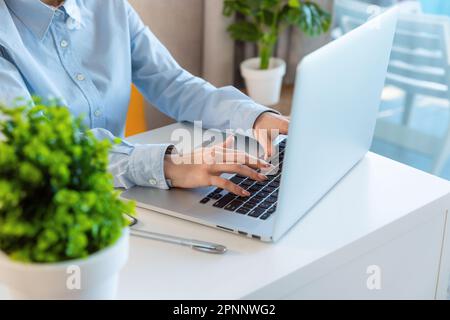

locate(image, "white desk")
[[2, 123, 450, 299]]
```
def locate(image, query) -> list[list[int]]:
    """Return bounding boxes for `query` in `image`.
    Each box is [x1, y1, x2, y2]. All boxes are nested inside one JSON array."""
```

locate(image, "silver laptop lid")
[[272, 8, 398, 241]]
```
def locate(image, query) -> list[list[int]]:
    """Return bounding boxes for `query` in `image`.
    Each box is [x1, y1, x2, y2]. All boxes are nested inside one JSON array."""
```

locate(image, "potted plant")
[[223, 0, 331, 105], [0, 98, 135, 299]]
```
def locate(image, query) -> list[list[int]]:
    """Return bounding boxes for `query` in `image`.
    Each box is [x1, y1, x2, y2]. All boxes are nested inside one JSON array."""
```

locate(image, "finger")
[[212, 163, 267, 182], [265, 114, 290, 135], [210, 176, 250, 197], [219, 135, 235, 149], [220, 150, 272, 170], [275, 116, 290, 135], [257, 132, 274, 160]]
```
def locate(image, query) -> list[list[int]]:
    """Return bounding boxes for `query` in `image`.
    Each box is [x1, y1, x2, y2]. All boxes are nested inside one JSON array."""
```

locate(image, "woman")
[[0, 0, 289, 196]]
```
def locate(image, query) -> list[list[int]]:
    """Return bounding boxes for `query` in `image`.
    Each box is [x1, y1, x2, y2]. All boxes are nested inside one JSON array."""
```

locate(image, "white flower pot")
[[240, 57, 286, 106], [0, 228, 129, 300]]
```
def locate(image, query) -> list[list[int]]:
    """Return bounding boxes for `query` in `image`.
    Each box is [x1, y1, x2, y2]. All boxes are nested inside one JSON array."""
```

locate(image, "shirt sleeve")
[[91, 128, 173, 190], [0, 53, 32, 105], [0, 54, 171, 190], [125, 1, 277, 135]]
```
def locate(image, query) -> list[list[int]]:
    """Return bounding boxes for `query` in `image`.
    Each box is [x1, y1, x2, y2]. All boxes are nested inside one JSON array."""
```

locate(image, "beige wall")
[[202, 0, 235, 87], [129, 0, 204, 74]]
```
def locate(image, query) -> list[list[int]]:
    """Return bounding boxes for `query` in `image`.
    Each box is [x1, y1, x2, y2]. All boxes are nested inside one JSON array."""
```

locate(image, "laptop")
[[121, 8, 398, 242]]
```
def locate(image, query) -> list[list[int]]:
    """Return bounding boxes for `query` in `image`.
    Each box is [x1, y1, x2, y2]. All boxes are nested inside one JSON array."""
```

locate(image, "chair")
[[332, 0, 373, 39], [333, 0, 450, 175], [387, 15, 450, 123]]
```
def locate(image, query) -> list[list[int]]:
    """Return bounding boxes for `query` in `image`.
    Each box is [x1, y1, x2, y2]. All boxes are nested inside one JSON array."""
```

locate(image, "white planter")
[[240, 57, 286, 106], [0, 228, 129, 300]]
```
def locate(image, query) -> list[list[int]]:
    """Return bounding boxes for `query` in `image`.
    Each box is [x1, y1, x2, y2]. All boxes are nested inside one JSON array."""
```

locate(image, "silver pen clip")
[[188, 240, 227, 254]]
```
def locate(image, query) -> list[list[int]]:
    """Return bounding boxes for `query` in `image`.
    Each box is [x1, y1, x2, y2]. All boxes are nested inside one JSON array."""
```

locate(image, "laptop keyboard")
[[199, 139, 286, 221]]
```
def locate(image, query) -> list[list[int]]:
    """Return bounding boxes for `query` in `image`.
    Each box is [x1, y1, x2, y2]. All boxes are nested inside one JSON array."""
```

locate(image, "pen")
[[129, 228, 228, 254]]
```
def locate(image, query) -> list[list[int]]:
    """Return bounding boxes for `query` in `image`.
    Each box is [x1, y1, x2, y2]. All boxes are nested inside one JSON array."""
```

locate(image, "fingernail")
[[259, 173, 268, 180], [242, 190, 250, 196]]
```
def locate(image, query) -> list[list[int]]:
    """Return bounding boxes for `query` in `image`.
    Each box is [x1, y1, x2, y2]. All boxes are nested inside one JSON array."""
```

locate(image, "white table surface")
[[1, 124, 449, 299], [113, 124, 450, 299]]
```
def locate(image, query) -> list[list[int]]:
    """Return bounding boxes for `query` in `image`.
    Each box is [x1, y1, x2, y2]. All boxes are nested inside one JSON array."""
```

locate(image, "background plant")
[[224, 0, 332, 69], [0, 98, 134, 263]]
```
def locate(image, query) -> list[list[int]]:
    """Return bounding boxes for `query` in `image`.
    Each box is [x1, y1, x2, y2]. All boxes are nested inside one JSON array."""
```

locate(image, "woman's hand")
[[253, 112, 290, 159], [164, 137, 272, 196]]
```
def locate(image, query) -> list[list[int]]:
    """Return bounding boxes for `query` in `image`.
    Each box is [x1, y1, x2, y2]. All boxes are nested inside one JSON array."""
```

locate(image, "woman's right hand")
[[164, 136, 272, 197]]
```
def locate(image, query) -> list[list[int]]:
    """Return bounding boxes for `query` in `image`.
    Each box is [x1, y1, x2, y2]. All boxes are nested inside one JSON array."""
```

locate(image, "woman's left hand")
[[253, 112, 290, 159]]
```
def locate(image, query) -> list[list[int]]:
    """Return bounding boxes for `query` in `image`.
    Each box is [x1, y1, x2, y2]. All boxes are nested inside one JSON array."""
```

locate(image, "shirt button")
[[67, 17, 79, 30], [149, 179, 157, 186], [60, 40, 68, 48], [76, 74, 85, 81], [94, 110, 102, 117]]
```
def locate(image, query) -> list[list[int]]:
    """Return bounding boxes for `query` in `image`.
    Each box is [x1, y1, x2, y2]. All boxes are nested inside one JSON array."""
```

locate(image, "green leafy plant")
[[0, 98, 134, 263], [224, 0, 332, 69]]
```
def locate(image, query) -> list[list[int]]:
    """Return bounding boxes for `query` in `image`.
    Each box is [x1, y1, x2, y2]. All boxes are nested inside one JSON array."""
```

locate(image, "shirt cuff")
[[229, 102, 280, 138], [127, 143, 174, 189]]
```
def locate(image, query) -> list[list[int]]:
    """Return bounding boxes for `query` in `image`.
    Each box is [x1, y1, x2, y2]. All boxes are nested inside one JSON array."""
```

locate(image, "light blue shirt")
[[0, 0, 271, 189]]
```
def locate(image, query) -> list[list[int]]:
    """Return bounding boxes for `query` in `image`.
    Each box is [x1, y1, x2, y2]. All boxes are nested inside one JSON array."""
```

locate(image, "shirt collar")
[[4, 0, 81, 40], [63, 0, 82, 26]]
